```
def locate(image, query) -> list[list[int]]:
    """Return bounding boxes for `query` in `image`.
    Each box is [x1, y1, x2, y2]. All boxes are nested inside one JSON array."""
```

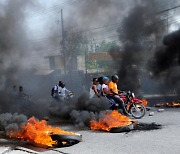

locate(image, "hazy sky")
[[25, 0, 180, 42], [26, 0, 67, 40]]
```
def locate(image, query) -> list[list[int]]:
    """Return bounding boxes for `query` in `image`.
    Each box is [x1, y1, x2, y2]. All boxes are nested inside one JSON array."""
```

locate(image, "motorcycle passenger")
[[108, 75, 129, 115], [102, 76, 118, 109], [97, 76, 104, 96], [101, 77, 110, 96], [89, 78, 100, 98]]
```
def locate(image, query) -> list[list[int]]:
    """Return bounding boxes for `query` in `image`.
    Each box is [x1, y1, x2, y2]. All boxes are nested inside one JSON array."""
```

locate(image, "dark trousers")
[[109, 95, 127, 114]]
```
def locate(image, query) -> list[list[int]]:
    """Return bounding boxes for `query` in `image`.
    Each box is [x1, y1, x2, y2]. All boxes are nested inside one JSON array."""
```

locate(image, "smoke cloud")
[[67, 0, 133, 28], [148, 30, 180, 93], [49, 92, 110, 127], [110, 1, 165, 94], [0, 0, 36, 112], [0, 113, 27, 136]]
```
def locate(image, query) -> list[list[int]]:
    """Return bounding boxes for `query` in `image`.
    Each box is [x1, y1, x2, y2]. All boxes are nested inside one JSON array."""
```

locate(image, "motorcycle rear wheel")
[[129, 103, 146, 119]]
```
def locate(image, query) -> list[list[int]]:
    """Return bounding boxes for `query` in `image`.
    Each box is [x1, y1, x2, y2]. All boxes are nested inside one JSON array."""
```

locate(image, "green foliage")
[[65, 31, 88, 56], [86, 61, 99, 69], [95, 40, 120, 52]]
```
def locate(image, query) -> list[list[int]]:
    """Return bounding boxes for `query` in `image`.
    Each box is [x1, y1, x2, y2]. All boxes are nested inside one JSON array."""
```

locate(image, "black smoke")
[[110, 1, 165, 94], [148, 30, 180, 93], [0, 0, 50, 117], [0, 113, 27, 136], [49, 92, 110, 127]]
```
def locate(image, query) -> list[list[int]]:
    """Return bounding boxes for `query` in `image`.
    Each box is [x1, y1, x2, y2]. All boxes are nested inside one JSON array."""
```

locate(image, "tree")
[[96, 40, 120, 52], [64, 31, 88, 72]]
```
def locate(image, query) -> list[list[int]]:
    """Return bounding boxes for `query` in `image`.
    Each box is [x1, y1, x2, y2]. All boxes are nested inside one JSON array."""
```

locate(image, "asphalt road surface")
[[0, 108, 180, 154]]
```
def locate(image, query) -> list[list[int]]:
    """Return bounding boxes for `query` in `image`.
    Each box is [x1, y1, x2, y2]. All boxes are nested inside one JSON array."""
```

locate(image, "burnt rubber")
[[110, 124, 134, 133], [50, 134, 82, 147], [133, 122, 162, 131]]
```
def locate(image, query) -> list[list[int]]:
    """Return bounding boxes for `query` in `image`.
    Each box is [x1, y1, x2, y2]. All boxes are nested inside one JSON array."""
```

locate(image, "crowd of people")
[[11, 85, 29, 100], [89, 75, 129, 115], [51, 75, 129, 115]]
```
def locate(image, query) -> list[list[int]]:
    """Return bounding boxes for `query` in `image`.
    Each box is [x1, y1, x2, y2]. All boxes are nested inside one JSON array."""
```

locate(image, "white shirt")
[[59, 87, 70, 97], [54, 85, 61, 94], [102, 84, 108, 96], [89, 86, 95, 99], [97, 84, 102, 94]]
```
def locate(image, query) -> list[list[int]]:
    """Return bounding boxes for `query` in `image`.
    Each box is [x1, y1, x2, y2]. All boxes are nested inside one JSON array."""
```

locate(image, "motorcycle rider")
[[89, 78, 100, 98], [52, 81, 63, 100], [58, 82, 72, 100], [108, 75, 129, 115]]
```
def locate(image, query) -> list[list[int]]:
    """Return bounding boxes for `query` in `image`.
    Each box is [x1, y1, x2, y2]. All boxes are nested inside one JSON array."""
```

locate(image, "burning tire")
[[110, 124, 134, 133], [50, 134, 82, 147], [129, 103, 146, 119]]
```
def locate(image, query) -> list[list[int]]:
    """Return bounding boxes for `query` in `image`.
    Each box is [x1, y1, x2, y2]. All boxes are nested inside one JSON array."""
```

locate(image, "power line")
[[27, 22, 121, 43], [27, 2, 180, 44], [156, 4, 180, 14], [26, 0, 80, 19]]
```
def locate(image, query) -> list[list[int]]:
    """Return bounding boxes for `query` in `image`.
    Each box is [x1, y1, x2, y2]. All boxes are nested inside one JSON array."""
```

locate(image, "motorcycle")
[[106, 91, 146, 119], [65, 92, 74, 100], [119, 91, 146, 119]]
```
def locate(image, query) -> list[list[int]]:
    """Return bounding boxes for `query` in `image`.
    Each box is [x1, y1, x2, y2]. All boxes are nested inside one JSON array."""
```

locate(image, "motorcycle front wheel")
[[129, 103, 146, 119]]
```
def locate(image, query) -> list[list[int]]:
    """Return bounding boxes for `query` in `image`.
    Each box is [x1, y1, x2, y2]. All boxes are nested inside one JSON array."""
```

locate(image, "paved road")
[[0, 108, 180, 154]]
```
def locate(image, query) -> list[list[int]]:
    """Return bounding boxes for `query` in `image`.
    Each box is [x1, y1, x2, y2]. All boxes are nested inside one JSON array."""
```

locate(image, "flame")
[[172, 102, 180, 107], [90, 110, 132, 131], [8, 117, 78, 147], [155, 102, 180, 107], [142, 99, 148, 107]]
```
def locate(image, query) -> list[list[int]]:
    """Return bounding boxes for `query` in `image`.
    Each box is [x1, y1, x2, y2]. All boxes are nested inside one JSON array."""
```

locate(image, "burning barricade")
[[90, 110, 135, 133], [90, 110, 161, 132], [0, 113, 82, 148]]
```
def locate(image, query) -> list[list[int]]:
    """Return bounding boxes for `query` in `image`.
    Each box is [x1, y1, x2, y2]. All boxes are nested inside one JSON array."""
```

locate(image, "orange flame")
[[155, 102, 180, 107], [8, 117, 78, 147], [142, 99, 148, 107], [90, 110, 132, 131], [172, 102, 180, 107]]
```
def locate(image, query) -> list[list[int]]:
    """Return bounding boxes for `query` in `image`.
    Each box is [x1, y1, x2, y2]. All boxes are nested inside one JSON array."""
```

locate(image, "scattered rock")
[[146, 107, 151, 111], [157, 109, 165, 112], [149, 112, 154, 116]]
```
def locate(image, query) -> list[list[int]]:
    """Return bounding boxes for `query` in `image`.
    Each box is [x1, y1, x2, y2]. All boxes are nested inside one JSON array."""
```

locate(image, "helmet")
[[103, 76, 109, 81], [112, 75, 119, 82]]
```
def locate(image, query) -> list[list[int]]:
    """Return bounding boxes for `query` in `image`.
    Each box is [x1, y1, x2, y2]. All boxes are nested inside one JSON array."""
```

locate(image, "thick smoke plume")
[[148, 30, 180, 93], [66, 0, 134, 29], [0, 0, 36, 113], [0, 0, 51, 117], [49, 92, 110, 127], [110, 1, 165, 94], [0, 0, 34, 86], [0, 113, 27, 136]]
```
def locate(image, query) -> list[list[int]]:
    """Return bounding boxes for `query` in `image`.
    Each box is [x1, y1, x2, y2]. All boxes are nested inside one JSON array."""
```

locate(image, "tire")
[[50, 134, 82, 147], [129, 103, 146, 119], [110, 124, 134, 133]]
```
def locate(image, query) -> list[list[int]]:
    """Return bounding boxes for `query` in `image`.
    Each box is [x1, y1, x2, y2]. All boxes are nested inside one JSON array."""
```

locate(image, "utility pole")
[[61, 9, 66, 74]]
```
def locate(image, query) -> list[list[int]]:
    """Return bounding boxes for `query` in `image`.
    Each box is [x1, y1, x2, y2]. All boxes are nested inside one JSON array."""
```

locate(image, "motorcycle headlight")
[[132, 92, 135, 98]]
